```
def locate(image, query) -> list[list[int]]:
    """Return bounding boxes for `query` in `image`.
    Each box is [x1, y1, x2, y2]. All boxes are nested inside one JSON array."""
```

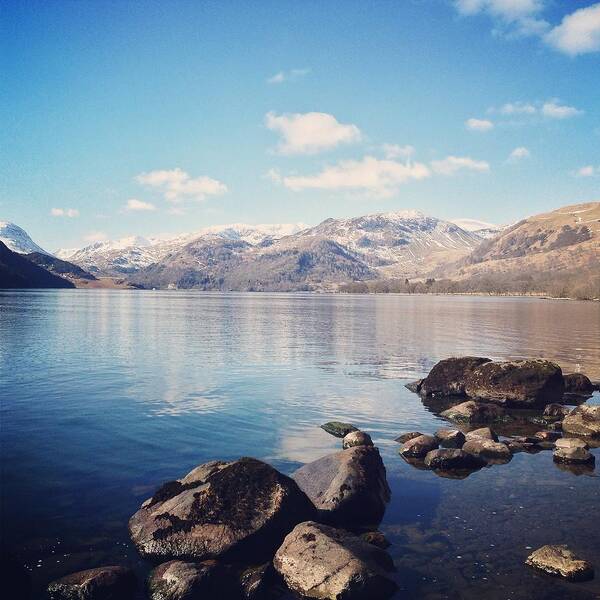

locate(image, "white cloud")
[[508, 146, 530, 161], [382, 144, 415, 159], [124, 198, 156, 212], [265, 111, 361, 155], [575, 165, 598, 177], [267, 68, 311, 84], [466, 118, 494, 131], [541, 100, 583, 119], [51, 207, 79, 218], [84, 231, 108, 243], [545, 3, 600, 56], [498, 101, 536, 115], [135, 168, 227, 202], [263, 168, 282, 184], [282, 156, 430, 196], [430, 155, 490, 175]]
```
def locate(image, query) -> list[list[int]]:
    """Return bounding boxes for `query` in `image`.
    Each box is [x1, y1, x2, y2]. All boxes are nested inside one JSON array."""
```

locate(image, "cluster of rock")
[[48, 426, 397, 600]]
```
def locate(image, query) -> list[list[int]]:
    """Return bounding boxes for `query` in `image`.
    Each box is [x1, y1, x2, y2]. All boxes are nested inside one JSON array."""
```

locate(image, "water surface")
[[1, 291, 599, 599]]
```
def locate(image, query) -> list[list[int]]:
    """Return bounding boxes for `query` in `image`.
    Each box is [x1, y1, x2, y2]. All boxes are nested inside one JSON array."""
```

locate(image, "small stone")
[[240, 563, 277, 600], [343, 431, 373, 449], [564, 373, 595, 396], [424, 448, 485, 471], [526, 545, 594, 581], [394, 431, 422, 444], [555, 438, 588, 449], [47, 566, 136, 600], [534, 431, 561, 443], [320, 421, 358, 438], [399, 434, 439, 458], [462, 438, 512, 462], [465, 427, 498, 442], [562, 404, 600, 438], [553, 440, 595, 465], [360, 531, 391, 549], [440, 401, 508, 423], [435, 429, 466, 448], [543, 404, 571, 419]]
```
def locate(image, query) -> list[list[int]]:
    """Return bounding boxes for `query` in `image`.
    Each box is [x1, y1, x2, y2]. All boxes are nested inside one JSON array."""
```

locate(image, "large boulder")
[[273, 521, 397, 600], [562, 404, 600, 438], [394, 431, 422, 444], [563, 373, 595, 396], [526, 545, 594, 581], [129, 458, 316, 562], [464, 359, 564, 407], [147, 560, 238, 600], [434, 428, 465, 448], [399, 434, 439, 458], [423, 449, 485, 471], [440, 400, 508, 423], [293, 446, 390, 530], [465, 427, 497, 442], [419, 357, 491, 397], [47, 566, 136, 600]]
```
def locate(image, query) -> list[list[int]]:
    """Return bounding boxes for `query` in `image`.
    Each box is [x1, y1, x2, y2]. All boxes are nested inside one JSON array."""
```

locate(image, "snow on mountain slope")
[[56, 223, 308, 275], [297, 210, 482, 277], [0, 221, 51, 255], [450, 218, 502, 239]]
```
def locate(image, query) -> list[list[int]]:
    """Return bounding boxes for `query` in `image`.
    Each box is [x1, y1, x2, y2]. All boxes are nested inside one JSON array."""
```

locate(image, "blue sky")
[[1, 0, 599, 250]]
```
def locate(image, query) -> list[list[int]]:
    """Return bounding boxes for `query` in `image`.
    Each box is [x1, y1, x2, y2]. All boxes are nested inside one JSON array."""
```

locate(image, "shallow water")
[[1, 291, 599, 599]]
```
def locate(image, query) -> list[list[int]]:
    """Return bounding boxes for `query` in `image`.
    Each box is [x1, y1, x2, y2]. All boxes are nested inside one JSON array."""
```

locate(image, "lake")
[[1, 291, 599, 599]]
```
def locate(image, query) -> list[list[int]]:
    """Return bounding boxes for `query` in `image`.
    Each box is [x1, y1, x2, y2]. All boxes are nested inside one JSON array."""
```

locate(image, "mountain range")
[[1, 202, 598, 298]]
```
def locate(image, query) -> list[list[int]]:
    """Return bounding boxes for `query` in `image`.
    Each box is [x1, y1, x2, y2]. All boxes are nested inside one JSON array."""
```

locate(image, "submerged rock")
[[434, 428, 465, 448], [147, 560, 237, 600], [440, 401, 508, 424], [273, 521, 397, 600], [465, 427, 498, 442], [239, 563, 279, 600], [320, 422, 358, 438], [525, 545, 594, 581], [462, 438, 512, 462], [394, 431, 422, 444], [464, 359, 564, 408], [399, 434, 439, 458], [419, 356, 491, 397], [360, 531, 391, 549], [553, 438, 595, 465], [129, 457, 315, 562], [47, 566, 136, 600], [293, 446, 390, 529], [563, 373, 595, 396], [423, 448, 485, 471], [562, 404, 600, 438], [343, 430, 373, 449]]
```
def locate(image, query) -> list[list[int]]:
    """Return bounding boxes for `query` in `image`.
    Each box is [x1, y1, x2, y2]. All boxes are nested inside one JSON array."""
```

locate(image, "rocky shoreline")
[[45, 356, 598, 599]]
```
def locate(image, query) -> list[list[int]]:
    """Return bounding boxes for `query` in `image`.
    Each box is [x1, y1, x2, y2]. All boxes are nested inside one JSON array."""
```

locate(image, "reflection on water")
[[1, 291, 599, 599]]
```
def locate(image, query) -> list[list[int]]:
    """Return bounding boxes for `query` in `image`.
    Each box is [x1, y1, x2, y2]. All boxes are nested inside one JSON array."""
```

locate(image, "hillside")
[[0, 221, 50, 255], [25, 252, 97, 282], [0, 242, 74, 289]]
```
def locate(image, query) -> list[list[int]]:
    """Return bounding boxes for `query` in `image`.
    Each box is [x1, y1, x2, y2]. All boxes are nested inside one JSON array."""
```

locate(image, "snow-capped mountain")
[[56, 223, 308, 275], [450, 218, 502, 240], [0, 221, 51, 255]]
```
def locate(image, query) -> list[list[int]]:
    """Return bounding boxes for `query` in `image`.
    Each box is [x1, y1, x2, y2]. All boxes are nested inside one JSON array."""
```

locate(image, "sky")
[[1, 0, 599, 251]]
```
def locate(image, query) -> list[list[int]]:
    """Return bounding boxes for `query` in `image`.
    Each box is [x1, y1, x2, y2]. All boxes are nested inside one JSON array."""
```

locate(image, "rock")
[[360, 531, 391, 549], [399, 434, 439, 458], [534, 431, 561, 443], [507, 440, 540, 454], [554, 461, 596, 476], [564, 373, 595, 396], [423, 449, 485, 471], [320, 421, 358, 438], [462, 438, 512, 462], [562, 404, 600, 438], [343, 431, 373, 449], [434, 428, 465, 448], [525, 545, 594, 581], [543, 403, 571, 419], [440, 401, 508, 424], [419, 356, 491, 397], [47, 566, 136, 600], [240, 563, 278, 600], [394, 431, 422, 444], [273, 521, 397, 600], [129, 457, 316, 562], [147, 560, 237, 600], [553, 438, 595, 465], [404, 379, 423, 393], [293, 446, 390, 529], [464, 359, 564, 407], [465, 427, 498, 442]]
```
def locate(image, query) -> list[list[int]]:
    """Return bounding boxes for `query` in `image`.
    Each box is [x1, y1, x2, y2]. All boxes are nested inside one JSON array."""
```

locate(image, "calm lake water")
[[1, 291, 599, 599]]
